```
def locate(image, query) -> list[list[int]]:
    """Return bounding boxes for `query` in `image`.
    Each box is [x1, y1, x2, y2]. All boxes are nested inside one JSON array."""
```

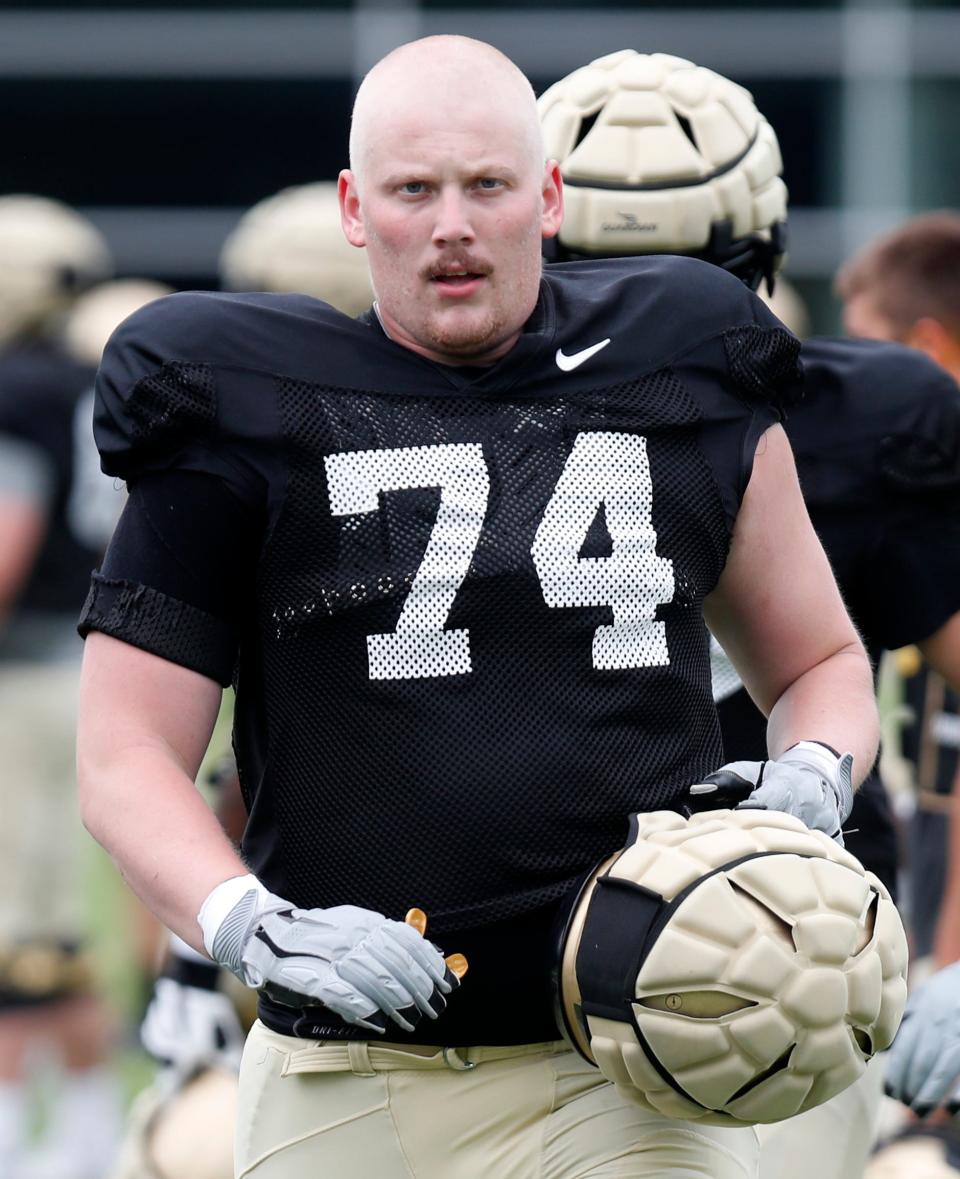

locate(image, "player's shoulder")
[[801, 335, 958, 414], [93, 290, 393, 481], [104, 289, 360, 378], [544, 254, 760, 344], [797, 336, 960, 502], [542, 256, 799, 413]]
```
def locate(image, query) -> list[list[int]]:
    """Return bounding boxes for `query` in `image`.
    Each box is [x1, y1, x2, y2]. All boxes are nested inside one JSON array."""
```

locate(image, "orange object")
[[404, 908, 468, 978]]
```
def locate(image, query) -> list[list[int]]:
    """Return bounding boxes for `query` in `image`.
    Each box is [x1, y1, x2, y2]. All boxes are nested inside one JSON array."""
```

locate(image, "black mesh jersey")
[[81, 255, 799, 1041], [0, 342, 105, 637], [717, 336, 960, 891]]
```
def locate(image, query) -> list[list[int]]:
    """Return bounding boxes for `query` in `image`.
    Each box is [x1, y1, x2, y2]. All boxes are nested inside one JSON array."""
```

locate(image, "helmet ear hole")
[[728, 882, 796, 951], [854, 892, 879, 954], [573, 111, 601, 149], [728, 1046, 795, 1102], [638, 991, 757, 1018], [675, 113, 698, 150]]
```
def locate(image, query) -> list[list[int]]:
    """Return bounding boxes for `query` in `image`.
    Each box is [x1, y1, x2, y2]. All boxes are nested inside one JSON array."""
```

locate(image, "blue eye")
[[477, 178, 502, 190], [401, 182, 426, 195]]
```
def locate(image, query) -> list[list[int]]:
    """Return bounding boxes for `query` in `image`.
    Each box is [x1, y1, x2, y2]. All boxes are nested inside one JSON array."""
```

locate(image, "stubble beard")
[[425, 302, 509, 361]]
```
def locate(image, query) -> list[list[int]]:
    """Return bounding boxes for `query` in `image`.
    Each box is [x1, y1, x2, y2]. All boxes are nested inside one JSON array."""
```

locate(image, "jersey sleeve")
[[676, 275, 803, 535], [81, 295, 273, 682], [722, 288, 805, 413], [78, 468, 264, 685]]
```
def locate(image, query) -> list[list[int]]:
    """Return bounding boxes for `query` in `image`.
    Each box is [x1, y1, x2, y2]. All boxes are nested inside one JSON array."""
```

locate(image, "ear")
[[904, 317, 960, 372], [540, 160, 564, 242], [339, 170, 366, 248]]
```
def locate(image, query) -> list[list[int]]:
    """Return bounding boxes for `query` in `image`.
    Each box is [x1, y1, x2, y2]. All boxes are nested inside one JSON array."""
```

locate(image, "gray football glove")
[[198, 875, 459, 1034], [688, 740, 854, 842], [884, 961, 960, 1116]]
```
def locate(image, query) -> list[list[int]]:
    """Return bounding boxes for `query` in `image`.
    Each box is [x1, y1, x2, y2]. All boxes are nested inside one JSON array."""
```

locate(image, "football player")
[[836, 213, 960, 1124], [0, 195, 122, 1179], [77, 36, 878, 1179], [537, 51, 960, 1179]]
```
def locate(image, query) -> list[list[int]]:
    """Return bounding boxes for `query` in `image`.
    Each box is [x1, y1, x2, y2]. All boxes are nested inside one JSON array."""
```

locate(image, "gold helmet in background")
[[538, 51, 787, 290], [219, 182, 373, 316], [63, 278, 174, 368], [0, 194, 112, 347]]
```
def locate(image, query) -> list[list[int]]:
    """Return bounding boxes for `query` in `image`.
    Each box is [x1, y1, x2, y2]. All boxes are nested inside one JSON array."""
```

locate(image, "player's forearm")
[[764, 641, 879, 785], [77, 632, 246, 954], [918, 613, 960, 696], [78, 745, 247, 954]]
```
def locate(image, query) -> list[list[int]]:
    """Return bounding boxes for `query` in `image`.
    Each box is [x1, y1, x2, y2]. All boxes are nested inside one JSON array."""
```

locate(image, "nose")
[[432, 187, 475, 248]]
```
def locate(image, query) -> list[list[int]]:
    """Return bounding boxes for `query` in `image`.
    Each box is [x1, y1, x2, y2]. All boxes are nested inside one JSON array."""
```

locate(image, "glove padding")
[[199, 878, 458, 1035], [884, 961, 960, 1115], [689, 740, 854, 843], [141, 976, 245, 1075]]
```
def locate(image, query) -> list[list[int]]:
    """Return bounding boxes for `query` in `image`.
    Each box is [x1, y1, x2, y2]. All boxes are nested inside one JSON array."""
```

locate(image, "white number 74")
[[325, 432, 675, 681]]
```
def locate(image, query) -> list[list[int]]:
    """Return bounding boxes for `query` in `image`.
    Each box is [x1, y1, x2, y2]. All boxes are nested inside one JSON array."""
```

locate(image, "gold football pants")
[[236, 1021, 759, 1179]]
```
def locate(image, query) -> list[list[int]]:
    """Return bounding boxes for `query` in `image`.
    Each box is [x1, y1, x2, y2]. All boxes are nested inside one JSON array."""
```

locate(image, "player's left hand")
[[884, 961, 960, 1116], [688, 740, 853, 842]]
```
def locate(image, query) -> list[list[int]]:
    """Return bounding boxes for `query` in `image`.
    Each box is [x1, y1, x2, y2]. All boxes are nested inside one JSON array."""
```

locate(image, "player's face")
[[340, 98, 562, 366], [842, 292, 900, 342]]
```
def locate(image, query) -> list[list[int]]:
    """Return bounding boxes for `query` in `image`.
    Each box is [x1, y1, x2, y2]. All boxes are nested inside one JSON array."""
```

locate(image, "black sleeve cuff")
[[162, 951, 222, 990], [78, 573, 237, 687]]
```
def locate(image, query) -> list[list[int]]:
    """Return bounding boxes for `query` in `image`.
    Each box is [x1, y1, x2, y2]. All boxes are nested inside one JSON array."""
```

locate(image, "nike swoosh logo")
[[555, 338, 611, 372]]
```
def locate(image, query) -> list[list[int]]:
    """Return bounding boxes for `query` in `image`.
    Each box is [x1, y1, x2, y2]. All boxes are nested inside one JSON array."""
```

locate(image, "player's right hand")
[[198, 875, 460, 1034]]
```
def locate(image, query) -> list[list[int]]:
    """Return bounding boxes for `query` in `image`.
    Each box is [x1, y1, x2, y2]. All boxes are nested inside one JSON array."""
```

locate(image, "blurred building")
[[0, 0, 957, 332]]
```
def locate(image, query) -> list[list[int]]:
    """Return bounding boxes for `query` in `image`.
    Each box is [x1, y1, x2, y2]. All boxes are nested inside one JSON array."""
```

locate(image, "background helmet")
[[538, 51, 788, 290], [0, 194, 112, 347], [219, 181, 373, 316], [556, 808, 907, 1126], [63, 278, 173, 368], [110, 1068, 236, 1179]]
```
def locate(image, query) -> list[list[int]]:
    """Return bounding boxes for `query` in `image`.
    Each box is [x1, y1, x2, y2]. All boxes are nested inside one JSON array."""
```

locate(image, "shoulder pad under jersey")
[[543, 255, 802, 410], [93, 289, 353, 481]]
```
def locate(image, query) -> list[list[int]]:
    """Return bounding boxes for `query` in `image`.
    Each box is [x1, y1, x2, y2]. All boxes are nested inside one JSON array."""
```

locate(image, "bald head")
[[349, 36, 544, 189], [338, 34, 563, 366]]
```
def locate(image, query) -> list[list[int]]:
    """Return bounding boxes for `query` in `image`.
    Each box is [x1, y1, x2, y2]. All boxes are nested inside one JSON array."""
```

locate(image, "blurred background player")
[[538, 52, 960, 1179], [837, 211, 960, 375], [835, 214, 960, 1151], [0, 193, 120, 1179], [0, 193, 172, 1178], [838, 215, 960, 983], [109, 181, 372, 1179]]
